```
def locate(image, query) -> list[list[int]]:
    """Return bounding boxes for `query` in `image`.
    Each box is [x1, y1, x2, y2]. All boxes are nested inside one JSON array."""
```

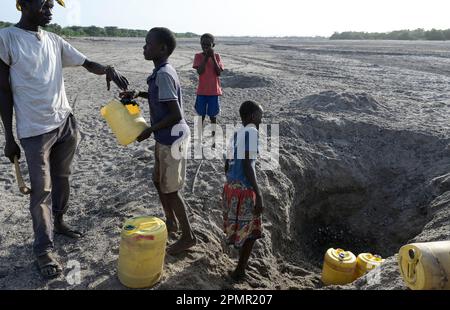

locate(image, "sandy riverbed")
[[0, 37, 449, 290]]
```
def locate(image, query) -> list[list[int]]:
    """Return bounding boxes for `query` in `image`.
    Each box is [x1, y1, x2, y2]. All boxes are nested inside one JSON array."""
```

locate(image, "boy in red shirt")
[[193, 33, 224, 139]]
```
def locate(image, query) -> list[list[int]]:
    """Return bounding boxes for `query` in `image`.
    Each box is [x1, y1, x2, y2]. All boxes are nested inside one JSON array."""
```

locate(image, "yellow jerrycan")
[[101, 99, 149, 146], [118, 217, 168, 289], [354, 253, 385, 279], [398, 241, 450, 290], [321, 248, 357, 286]]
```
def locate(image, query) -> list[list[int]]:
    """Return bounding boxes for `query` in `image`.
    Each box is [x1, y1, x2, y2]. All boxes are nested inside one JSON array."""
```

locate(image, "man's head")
[[143, 27, 177, 61], [200, 33, 215, 54], [239, 101, 264, 128], [17, 0, 58, 27]]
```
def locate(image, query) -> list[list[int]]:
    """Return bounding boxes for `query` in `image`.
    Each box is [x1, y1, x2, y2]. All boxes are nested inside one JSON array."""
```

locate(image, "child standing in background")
[[193, 33, 225, 140]]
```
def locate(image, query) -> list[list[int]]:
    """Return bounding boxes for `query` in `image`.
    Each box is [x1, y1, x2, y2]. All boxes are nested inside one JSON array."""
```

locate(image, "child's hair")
[[201, 33, 215, 43], [239, 101, 263, 120], [149, 27, 177, 56]]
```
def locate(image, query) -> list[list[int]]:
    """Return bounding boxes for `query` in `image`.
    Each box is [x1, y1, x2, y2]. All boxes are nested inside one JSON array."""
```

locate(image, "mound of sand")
[[290, 91, 388, 114], [221, 70, 272, 89]]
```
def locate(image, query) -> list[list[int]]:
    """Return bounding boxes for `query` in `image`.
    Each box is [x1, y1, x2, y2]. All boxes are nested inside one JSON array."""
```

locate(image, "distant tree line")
[[330, 29, 450, 41], [0, 21, 13, 29], [0, 21, 198, 38]]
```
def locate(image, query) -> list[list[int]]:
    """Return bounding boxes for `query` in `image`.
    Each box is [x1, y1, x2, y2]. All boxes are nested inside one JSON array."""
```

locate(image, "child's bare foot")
[[228, 268, 246, 282], [167, 235, 197, 255]]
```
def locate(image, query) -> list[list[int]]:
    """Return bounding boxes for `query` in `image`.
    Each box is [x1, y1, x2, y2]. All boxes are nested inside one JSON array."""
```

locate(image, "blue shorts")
[[195, 95, 220, 118]]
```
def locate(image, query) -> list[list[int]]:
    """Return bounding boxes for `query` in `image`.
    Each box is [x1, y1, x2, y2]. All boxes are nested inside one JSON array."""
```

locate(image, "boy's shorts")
[[153, 137, 189, 194], [195, 95, 220, 118]]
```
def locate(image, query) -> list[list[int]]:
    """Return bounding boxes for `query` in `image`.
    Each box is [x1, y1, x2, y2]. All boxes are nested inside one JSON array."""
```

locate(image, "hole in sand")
[[266, 92, 448, 274], [291, 157, 429, 268]]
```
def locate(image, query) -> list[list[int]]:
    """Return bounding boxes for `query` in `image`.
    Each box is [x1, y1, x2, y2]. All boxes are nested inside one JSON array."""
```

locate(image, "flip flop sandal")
[[54, 226, 84, 239], [36, 257, 63, 279]]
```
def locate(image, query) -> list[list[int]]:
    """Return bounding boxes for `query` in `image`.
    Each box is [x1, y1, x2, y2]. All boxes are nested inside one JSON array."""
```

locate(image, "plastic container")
[[118, 217, 168, 289], [398, 241, 450, 290], [354, 253, 385, 279], [101, 99, 149, 146], [321, 248, 357, 286]]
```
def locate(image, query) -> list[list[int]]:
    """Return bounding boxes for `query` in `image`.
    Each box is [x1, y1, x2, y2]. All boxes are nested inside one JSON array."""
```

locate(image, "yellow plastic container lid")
[[325, 248, 357, 266], [121, 216, 167, 243]]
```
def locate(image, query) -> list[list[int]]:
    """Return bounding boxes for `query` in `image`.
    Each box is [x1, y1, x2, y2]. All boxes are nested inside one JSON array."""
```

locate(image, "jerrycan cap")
[[124, 225, 136, 231], [331, 248, 355, 262]]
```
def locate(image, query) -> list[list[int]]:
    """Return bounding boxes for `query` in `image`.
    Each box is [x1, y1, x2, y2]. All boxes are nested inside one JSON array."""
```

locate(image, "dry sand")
[[0, 37, 449, 290]]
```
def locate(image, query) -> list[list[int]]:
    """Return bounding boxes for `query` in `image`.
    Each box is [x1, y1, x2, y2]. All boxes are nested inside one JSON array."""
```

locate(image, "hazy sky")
[[1, 0, 449, 36]]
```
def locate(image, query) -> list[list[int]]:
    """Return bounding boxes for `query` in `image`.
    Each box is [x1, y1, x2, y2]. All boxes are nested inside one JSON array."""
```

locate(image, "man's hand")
[[105, 66, 129, 91], [136, 127, 153, 143], [119, 90, 139, 100], [254, 193, 264, 216], [82, 60, 129, 91], [4, 139, 21, 163]]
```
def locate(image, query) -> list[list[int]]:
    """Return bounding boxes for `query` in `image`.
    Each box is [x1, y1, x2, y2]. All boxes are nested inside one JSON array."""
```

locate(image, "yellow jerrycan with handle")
[[101, 99, 149, 146], [354, 253, 385, 279], [398, 240, 450, 290], [118, 217, 168, 289], [321, 248, 357, 286]]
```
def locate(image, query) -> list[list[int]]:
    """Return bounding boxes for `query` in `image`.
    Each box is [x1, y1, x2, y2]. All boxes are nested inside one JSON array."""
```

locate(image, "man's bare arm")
[[82, 59, 129, 91], [0, 59, 20, 162]]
